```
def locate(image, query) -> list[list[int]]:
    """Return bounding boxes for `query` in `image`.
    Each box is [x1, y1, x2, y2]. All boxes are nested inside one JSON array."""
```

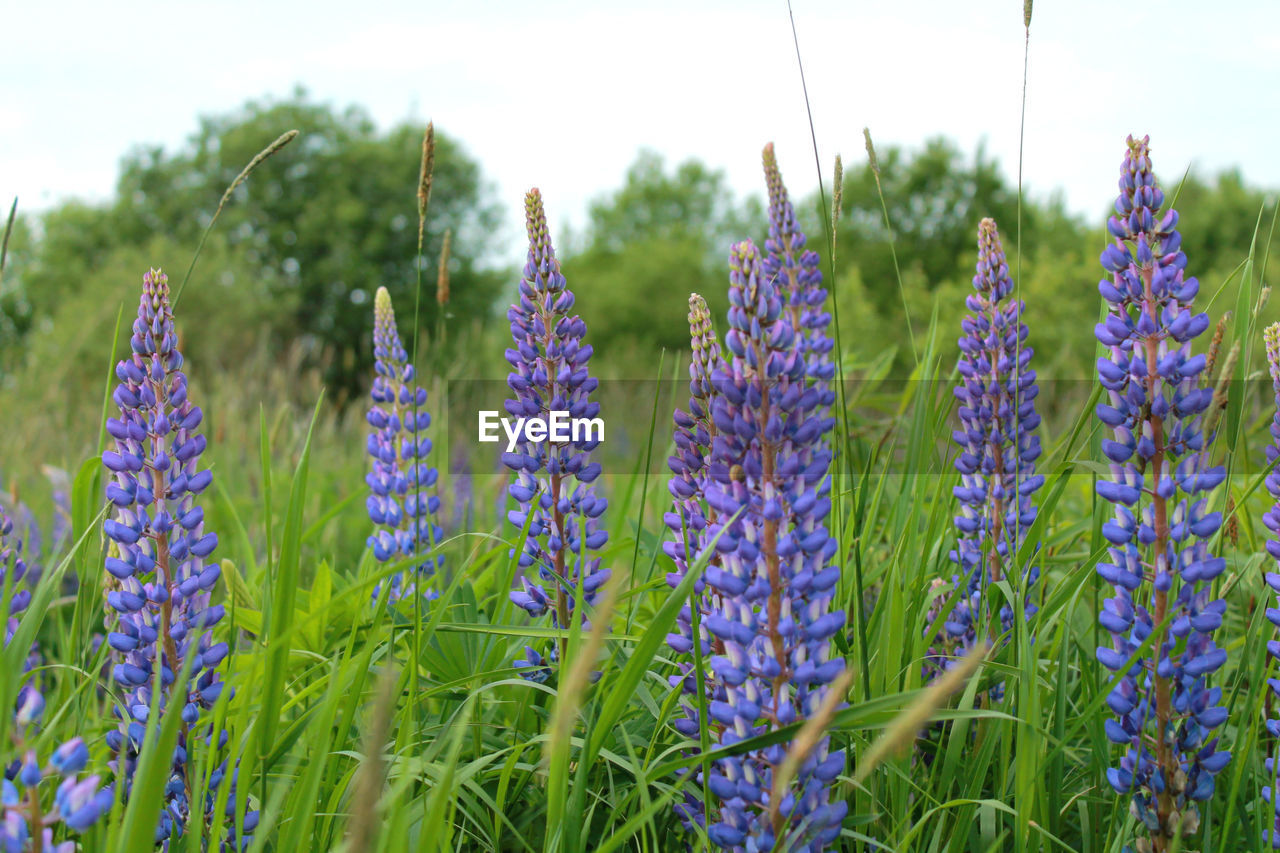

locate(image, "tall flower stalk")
[[101, 268, 252, 846], [505, 189, 609, 679], [1093, 136, 1228, 850], [366, 285, 443, 603], [663, 293, 726, 832], [448, 442, 473, 536], [665, 293, 723, 674], [697, 238, 844, 851], [663, 147, 843, 849], [1262, 321, 1280, 848], [934, 218, 1042, 675]]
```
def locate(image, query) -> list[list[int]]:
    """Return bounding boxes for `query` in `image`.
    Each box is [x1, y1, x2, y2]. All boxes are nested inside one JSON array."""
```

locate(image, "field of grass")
[[4, 8, 1280, 853]]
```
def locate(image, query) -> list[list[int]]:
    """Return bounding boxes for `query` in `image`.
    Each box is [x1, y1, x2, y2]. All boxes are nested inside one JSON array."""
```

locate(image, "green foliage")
[[5, 79, 1280, 852], [822, 139, 1280, 389], [0, 236, 284, 474], [580, 151, 764, 253], [562, 151, 765, 353], [114, 90, 503, 396], [831, 137, 1065, 308], [2, 89, 504, 399], [10, 297, 1279, 851]]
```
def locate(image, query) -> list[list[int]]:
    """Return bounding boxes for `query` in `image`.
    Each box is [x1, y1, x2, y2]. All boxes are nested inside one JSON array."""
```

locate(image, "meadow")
[[5, 9, 1280, 853]]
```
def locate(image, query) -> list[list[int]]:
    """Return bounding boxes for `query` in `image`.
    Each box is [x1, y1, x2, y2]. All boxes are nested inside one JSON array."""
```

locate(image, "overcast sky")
[[4, 0, 1278, 259]]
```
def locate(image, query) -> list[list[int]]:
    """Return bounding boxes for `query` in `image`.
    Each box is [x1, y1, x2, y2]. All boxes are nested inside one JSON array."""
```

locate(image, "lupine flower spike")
[[2, 503, 42, 693], [366, 286, 443, 603], [505, 189, 609, 681], [1261, 322, 1280, 848], [760, 143, 836, 407], [1093, 137, 1228, 851], [932, 218, 1043, 681], [3, 500, 111, 851], [665, 294, 723, 634], [101, 268, 255, 846], [664, 148, 843, 850], [698, 238, 844, 852], [662, 293, 727, 831]]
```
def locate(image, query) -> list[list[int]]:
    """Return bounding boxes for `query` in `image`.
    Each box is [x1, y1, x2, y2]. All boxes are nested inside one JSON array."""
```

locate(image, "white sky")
[[4, 0, 1278, 261]]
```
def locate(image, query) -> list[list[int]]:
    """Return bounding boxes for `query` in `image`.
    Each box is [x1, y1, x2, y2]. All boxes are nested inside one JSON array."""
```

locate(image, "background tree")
[[3, 110, 1274, 407], [1170, 167, 1275, 280], [6, 89, 504, 399], [819, 139, 1277, 392], [561, 151, 765, 356], [831, 137, 1086, 313]]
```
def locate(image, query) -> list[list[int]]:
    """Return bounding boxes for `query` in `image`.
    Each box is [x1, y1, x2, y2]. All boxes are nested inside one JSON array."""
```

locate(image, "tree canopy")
[[561, 150, 765, 353], [4, 90, 503, 398], [3, 103, 1274, 401]]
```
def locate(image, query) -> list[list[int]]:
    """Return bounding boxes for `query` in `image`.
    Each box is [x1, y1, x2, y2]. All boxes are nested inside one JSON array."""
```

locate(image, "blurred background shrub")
[[1, 89, 1276, 476]]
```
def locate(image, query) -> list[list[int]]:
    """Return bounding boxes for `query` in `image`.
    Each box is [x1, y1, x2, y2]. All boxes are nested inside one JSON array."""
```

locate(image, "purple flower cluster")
[[933, 218, 1043, 674], [3, 690, 110, 852], [665, 293, 723, 649], [1, 505, 42, 684], [761, 143, 836, 403], [1, 506, 32, 638], [366, 285, 443, 603], [101, 268, 251, 845], [695, 236, 844, 851], [448, 442, 474, 536], [1262, 321, 1280, 848], [0, 482, 42, 590], [0, 467, 73, 596], [505, 189, 609, 680], [1092, 137, 1228, 846], [3, 508, 109, 851], [663, 293, 727, 831], [660, 147, 843, 850]]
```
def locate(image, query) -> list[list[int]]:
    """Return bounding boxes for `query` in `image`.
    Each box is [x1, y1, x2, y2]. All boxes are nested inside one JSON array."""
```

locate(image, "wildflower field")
[[4, 4, 1280, 853]]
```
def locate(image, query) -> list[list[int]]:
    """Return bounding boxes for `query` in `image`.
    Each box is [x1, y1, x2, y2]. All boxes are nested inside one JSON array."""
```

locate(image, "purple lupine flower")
[[699, 240, 844, 851], [1, 687, 110, 851], [0, 481, 42, 589], [761, 143, 836, 405], [666, 149, 844, 848], [1, 506, 32, 643], [932, 218, 1043, 680], [664, 293, 723, 648], [1262, 321, 1280, 848], [1093, 136, 1228, 846], [662, 293, 727, 832], [100, 268, 252, 846], [1, 505, 42, 678], [2, 522, 109, 852], [504, 189, 609, 679], [366, 285, 443, 603]]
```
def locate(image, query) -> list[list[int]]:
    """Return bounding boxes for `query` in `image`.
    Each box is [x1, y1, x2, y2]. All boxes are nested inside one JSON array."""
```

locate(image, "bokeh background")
[[2, 0, 1278, 518]]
